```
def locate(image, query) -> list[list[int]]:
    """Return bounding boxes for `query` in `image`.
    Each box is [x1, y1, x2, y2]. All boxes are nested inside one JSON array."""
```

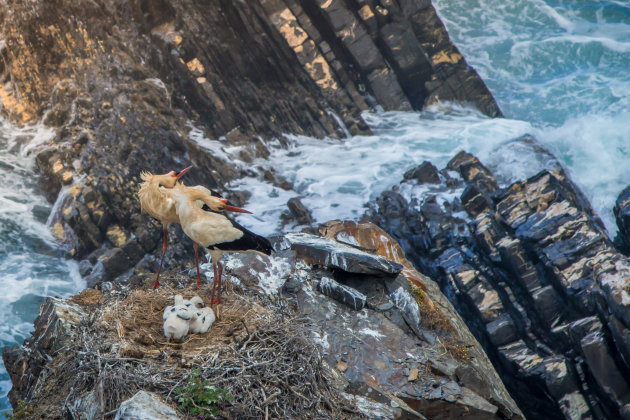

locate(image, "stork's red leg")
[[193, 243, 202, 289], [152, 227, 168, 289], [210, 263, 218, 307]]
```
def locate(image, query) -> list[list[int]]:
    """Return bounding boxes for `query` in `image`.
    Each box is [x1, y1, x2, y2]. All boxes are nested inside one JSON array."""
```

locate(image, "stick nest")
[[28, 278, 362, 419]]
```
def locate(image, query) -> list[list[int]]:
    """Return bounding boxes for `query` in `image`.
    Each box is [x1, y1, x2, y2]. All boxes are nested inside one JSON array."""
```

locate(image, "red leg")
[[210, 263, 218, 306], [193, 243, 202, 289], [152, 227, 168, 289]]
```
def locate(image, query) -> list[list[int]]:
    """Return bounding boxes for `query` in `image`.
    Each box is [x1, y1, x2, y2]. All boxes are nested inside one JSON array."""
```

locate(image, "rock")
[[369, 146, 630, 419], [287, 197, 315, 226], [281, 232, 403, 276], [98, 247, 133, 281], [385, 275, 423, 338], [486, 315, 517, 347], [403, 161, 440, 184], [614, 185, 630, 251], [114, 391, 180, 420], [580, 331, 630, 407], [2, 298, 87, 408], [317, 276, 367, 311]]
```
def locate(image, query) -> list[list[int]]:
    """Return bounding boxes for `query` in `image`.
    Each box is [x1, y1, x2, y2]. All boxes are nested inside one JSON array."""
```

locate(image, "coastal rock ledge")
[[369, 144, 630, 420], [3, 222, 522, 419]]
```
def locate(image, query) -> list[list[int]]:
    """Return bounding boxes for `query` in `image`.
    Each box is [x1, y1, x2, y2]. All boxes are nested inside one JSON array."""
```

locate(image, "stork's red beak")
[[225, 205, 252, 214], [175, 166, 193, 178]]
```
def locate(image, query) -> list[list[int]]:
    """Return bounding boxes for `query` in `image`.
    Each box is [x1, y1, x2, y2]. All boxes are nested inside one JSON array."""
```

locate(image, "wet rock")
[[580, 331, 630, 407], [287, 197, 315, 226], [369, 146, 630, 419], [403, 161, 440, 184], [114, 391, 180, 420], [486, 315, 517, 347], [282, 232, 403, 276], [614, 185, 630, 252]]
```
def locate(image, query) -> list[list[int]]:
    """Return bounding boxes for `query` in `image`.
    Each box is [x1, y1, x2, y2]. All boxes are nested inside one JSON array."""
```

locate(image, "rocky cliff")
[[0, 0, 527, 418], [3, 222, 523, 419], [368, 137, 630, 419], [0, 0, 500, 287]]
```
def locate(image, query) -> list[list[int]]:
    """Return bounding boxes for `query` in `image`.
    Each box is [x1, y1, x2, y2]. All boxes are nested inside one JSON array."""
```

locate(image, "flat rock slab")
[[114, 391, 180, 420], [282, 232, 403, 276]]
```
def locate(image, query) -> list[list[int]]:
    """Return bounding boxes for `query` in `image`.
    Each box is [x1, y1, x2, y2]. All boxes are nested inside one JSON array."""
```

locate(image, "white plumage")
[[189, 307, 216, 334], [163, 295, 193, 342], [162, 294, 214, 340]]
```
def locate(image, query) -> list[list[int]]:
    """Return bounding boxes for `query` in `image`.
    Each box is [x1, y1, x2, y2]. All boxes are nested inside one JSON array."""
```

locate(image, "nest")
[[31, 276, 362, 419]]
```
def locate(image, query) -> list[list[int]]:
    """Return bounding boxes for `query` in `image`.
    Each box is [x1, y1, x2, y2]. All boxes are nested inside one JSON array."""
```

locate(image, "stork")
[[169, 184, 273, 306], [138, 167, 249, 289]]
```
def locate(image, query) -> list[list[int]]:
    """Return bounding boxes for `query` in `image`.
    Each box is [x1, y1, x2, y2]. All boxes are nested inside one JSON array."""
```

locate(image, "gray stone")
[[98, 247, 133, 281], [486, 315, 517, 347], [403, 161, 440, 184], [70, 391, 100, 420], [114, 391, 180, 420], [580, 331, 630, 405], [558, 391, 591, 420], [317, 276, 367, 311], [287, 197, 315, 226], [282, 232, 403, 276]]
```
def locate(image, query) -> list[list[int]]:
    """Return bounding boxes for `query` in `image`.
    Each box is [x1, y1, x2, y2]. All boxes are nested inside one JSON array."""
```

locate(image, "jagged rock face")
[[0, 0, 501, 288], [614, 186, 630, 253], [368, 146, 630, 419], [3, 226, 522, 419]]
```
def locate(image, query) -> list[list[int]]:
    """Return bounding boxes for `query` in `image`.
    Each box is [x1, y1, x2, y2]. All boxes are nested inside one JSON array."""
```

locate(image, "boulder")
[[114, 391, 180, 420], [281, 232, 403, 276], [403, 161, 440, 184]]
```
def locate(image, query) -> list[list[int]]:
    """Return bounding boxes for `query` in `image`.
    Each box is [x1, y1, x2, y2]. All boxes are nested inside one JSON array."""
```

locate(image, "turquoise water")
[[0, 122, 84, 413], [2, 0, 630, 413]]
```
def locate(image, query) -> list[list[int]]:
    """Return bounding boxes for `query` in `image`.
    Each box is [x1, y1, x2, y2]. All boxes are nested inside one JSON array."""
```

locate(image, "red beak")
[[225, 205, 252, 214], [175, 165, 193, 179]]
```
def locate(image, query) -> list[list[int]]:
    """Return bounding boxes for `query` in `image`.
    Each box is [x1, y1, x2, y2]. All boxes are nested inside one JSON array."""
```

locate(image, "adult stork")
[[137, 167, 248, 288], [169, 184, 272, 305]]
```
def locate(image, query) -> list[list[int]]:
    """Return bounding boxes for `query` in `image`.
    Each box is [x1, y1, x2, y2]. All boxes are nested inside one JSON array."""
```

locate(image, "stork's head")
[[141, 166, 192, 188]]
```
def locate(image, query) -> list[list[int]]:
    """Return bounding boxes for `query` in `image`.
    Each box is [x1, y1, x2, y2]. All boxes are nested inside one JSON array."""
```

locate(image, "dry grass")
[[413, 287, 472, 362]]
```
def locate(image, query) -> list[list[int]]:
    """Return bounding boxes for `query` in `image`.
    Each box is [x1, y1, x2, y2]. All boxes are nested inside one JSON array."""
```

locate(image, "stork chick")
[[163, 295, 193, 342], [189, 307, 216, 334]]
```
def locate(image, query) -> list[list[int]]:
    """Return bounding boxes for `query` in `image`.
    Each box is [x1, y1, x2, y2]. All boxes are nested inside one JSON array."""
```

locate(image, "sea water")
[[0, 121, 84, 413], [229, 0, 630, 237], [2, 0, 630, 413]]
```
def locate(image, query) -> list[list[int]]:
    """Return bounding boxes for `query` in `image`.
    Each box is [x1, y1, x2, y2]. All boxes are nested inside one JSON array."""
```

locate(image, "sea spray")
[[0, 119, 85, 414]]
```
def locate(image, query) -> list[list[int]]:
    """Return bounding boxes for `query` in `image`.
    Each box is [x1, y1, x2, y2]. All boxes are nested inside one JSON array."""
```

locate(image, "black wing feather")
[[209, 216, 272, 255]]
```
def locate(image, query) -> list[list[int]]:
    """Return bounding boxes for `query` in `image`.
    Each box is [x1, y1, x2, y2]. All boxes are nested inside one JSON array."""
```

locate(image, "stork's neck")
[[173, 195, 195, 223]]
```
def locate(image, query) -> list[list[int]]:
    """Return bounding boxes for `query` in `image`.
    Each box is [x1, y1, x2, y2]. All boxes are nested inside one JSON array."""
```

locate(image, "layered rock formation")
[[369, 139, 630, 419], [0, 0, 500, 289], [3, 223, 522, 419], [0, 0, 524, 417]]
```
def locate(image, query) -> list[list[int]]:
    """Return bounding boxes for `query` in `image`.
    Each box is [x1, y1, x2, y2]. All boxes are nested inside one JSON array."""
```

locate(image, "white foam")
[[0, 118, 86, 412], [232, 105, 533, 235]]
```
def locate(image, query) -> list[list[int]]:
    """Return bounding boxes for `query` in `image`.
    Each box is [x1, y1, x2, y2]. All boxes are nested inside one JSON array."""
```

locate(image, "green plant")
[[175, 368, 232, 418], [3, 400, 33, 419]]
